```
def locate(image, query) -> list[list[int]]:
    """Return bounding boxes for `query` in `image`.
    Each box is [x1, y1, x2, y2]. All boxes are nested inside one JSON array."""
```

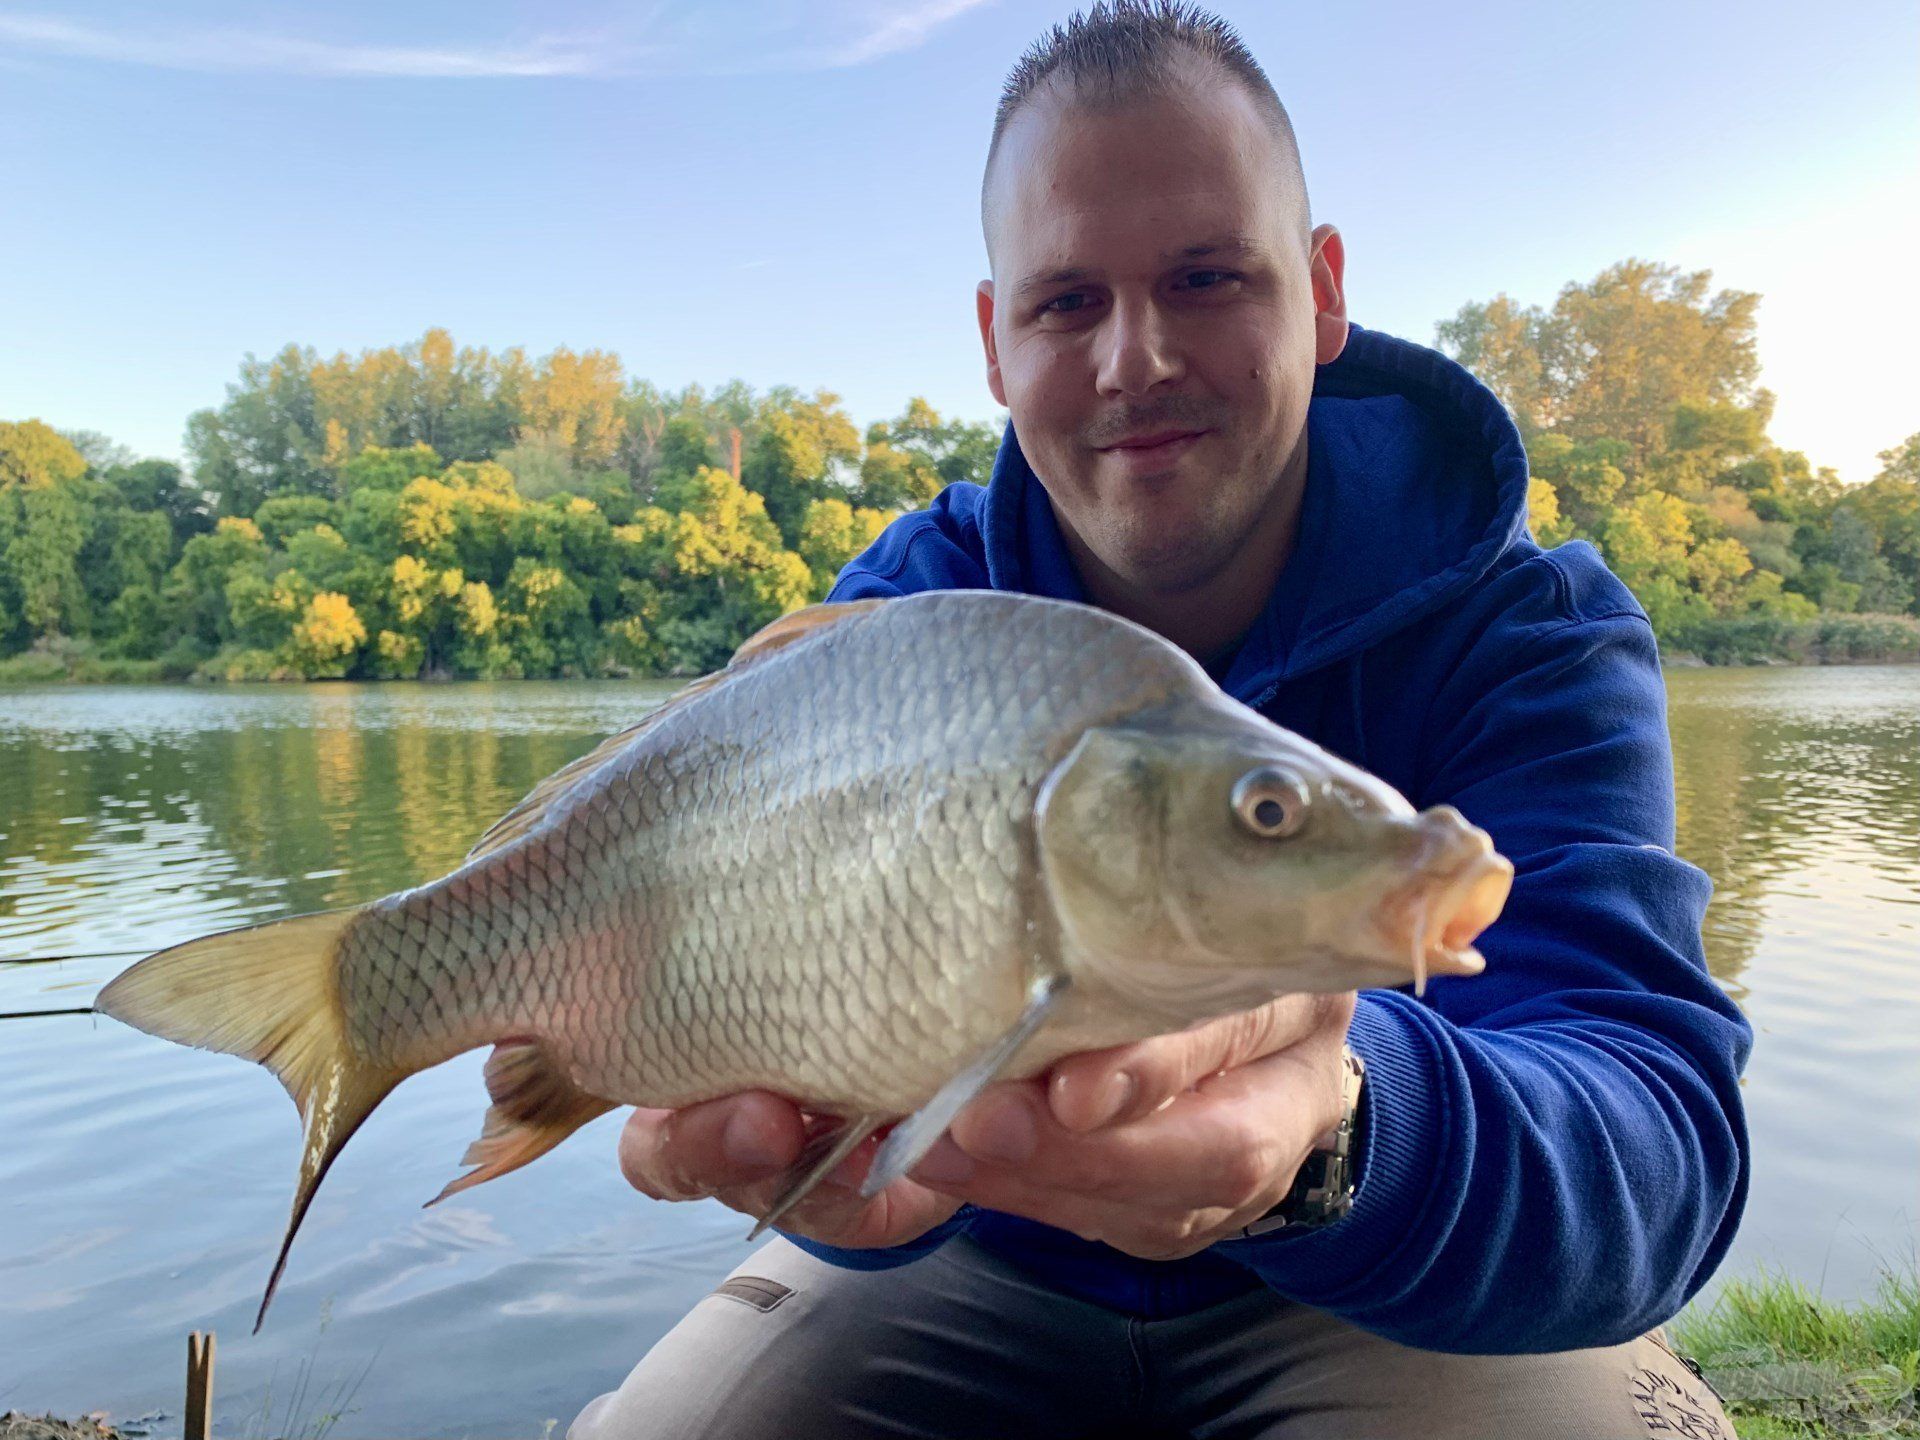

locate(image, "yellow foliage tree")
[[0, 420, 88, 491], [216, 516, 263, 543], [523, 348, 626, 467], [285, 591, 366, 677]]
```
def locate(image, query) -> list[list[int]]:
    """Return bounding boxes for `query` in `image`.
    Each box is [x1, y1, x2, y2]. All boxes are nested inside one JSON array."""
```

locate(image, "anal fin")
[[429, 1040, 614, 1205], [745, 1114, 883, 1241]]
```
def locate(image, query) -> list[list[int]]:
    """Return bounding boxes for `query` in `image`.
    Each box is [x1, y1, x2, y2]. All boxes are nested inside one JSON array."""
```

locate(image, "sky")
[[1, 0, 1914, 484]]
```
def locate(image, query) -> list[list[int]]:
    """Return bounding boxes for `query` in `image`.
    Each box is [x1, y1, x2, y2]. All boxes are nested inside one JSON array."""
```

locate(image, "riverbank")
[[4, 611, 1919, 684], [1672, 1263, 1919, 1438], [1662, 612, 1920, 666]]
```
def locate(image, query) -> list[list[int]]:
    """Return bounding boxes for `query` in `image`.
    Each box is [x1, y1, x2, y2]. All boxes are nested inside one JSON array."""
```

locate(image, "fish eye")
[[1231, 767, 1309, 839]]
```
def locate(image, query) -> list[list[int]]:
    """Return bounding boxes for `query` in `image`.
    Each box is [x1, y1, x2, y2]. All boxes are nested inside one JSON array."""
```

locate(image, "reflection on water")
[[1670, 667, 1920, 1001], [0, 670, 1916, 1435]]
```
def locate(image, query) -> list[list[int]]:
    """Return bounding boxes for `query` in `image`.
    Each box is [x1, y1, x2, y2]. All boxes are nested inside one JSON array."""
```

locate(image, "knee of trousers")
[[1182, 1313, 1740, 1440], [566, 1239, 858, 1440], [565, 1234, 1134, 1440]]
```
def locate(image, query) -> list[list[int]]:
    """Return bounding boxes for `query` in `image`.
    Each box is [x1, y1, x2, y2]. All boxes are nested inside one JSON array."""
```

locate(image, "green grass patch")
[[1672, 1263, 1919, 1437]]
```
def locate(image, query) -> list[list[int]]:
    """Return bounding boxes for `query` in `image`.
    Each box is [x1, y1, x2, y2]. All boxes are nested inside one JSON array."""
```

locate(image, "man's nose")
[[1094, 294, 1183, 396]]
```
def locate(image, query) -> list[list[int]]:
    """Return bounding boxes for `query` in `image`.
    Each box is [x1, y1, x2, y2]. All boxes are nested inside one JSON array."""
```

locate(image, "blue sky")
[[2, 0, 1913, 482]]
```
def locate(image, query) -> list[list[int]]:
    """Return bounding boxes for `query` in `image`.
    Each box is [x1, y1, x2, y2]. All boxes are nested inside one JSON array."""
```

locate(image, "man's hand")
[[616, 989, 1356, 1260], [617, 1091, 964, 1249], [908, 990, 1357, 1260]]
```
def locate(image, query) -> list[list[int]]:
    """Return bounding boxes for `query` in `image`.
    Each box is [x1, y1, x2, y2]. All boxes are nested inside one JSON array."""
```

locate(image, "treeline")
[[2, 260, 1917, 682], [1437, 260, 1919, 662], [0, 333, 998, 679]]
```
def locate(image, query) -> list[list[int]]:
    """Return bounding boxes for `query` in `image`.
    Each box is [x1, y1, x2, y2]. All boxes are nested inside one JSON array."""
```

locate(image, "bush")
[[0, 647, 71, 682], [195, 647, 300, 682], [1665, 612, 1920, 665]]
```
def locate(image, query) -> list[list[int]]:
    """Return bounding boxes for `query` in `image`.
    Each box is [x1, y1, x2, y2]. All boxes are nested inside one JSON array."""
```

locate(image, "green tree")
[[0, 423, 94, 644], [857, 398, 1000, 510], [797, 497, 892, 597], [743, 389, 863, 542], [1843, 434, 1920, 615], [100, 459, 211, 546]]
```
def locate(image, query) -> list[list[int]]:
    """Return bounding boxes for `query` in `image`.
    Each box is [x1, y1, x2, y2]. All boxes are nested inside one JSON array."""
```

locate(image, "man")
[[572, 3, 1750, 1435]]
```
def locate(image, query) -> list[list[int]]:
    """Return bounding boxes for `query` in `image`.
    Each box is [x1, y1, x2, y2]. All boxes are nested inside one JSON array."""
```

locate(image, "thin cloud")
[[0, 1, 995, 79], [818, 0, 1000, 67], [0, 12, 613, 77]]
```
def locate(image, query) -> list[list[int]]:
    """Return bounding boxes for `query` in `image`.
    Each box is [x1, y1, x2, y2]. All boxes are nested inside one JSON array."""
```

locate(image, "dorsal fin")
[[725, 598, 887, 666], [464, 598, 888, 862]]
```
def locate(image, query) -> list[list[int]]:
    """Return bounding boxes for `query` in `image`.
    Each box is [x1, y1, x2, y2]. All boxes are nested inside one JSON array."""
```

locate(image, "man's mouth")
[[1101, 430, 1207, 467], [1105, 428, 1206, 450]]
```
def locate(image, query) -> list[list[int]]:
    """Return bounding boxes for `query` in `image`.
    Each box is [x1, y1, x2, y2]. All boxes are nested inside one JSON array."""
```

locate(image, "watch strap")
[[1236, 1046, 1365, 1239]]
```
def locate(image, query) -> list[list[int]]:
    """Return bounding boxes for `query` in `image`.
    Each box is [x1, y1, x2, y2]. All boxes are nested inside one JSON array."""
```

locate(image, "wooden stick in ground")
[[185, 1330, 215, 1440]]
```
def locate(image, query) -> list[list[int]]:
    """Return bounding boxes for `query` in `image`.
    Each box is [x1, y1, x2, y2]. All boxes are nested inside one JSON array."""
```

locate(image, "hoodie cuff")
[[1211, 991, 1454, 1301], [778, 1206, 976, 1271]]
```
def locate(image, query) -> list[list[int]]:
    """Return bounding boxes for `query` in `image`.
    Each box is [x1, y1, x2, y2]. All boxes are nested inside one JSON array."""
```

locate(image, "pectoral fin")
[[860, 973, 1068, 1199], [745, 1114, 885, 1241], [429, 1040, 613, 1205]]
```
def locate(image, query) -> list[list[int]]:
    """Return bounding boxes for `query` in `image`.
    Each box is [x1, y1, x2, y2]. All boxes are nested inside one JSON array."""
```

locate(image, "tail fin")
[[95, 908, 403, 1331]]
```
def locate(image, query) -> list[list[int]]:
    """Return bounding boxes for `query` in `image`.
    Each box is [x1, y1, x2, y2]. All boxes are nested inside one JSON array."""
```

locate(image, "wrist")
[[1237, 1046, 1366, 1238]]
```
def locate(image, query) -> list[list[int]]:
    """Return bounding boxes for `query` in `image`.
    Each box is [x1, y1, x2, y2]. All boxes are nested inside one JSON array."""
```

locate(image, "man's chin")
[[1100, 529, 1240, 597], [1090, 493, 1246, 593]]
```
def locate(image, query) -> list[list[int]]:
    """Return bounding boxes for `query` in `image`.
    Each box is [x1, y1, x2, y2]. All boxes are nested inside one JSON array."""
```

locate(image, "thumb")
[[1046, 994, 1349, 1133], [618, 1091, 805, 1200]]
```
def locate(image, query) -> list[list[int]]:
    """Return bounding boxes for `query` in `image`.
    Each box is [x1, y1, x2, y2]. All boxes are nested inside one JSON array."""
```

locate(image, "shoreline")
[[2, 656, 1916, 687]]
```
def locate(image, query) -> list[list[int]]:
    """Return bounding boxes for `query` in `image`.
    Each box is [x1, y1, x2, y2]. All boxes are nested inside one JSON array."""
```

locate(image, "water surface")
[[1, 668, 1915, 1434]]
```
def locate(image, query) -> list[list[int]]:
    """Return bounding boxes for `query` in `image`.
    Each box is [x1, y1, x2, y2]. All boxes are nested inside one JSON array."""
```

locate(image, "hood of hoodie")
[[977, 322, 1532, 705]]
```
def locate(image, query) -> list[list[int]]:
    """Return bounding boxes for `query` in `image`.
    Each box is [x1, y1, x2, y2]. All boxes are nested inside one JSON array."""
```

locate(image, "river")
[[1, 667, 1915, 1435]]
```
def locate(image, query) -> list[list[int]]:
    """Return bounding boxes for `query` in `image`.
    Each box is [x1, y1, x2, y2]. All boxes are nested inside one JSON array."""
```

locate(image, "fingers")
[[617, 1095, 968, 1252], [920, 1060, 1325, 1258], [617, 1090, 805, 1201], [1046, 991, 1356, 1133], [731, 1167, 966, 1251], [946, 1065, 1304, 1211]]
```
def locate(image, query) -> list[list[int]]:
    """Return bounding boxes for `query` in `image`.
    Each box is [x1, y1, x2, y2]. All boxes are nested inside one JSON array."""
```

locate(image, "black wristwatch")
[[1236, 1047, 1366, 1238]]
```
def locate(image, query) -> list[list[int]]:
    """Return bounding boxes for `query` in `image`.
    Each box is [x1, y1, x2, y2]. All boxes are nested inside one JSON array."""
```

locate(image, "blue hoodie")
[[786, 323, 1752, 1355]]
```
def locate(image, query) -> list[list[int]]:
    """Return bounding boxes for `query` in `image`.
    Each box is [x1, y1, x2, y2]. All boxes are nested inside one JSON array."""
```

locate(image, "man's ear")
[[1308, 225, 1349, 366], [977, 280, 1007, 408]]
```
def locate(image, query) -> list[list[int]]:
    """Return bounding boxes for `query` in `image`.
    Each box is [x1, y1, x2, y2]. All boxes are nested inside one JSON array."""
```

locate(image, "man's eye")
[[1040, 293, 1088, 316], [1184, 269, 1238, 291]]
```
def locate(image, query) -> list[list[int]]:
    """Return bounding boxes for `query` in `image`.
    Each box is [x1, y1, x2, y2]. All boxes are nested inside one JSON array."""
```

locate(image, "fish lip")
[[1376, 839, 1514, 975], [1418, 853, 1513, 971]]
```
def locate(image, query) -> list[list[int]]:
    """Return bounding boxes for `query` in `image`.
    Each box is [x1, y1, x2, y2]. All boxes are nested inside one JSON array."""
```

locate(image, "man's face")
[[978, 79, 1346, 596]]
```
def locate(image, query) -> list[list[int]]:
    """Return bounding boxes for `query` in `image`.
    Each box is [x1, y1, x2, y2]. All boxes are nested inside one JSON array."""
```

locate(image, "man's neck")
[[1054, 445, 1308, 669]]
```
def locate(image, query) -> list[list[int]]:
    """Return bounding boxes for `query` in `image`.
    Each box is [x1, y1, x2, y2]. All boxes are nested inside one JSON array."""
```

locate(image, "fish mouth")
[[1415, 851, 1513, 977], [1378, 808, 1514, 983]]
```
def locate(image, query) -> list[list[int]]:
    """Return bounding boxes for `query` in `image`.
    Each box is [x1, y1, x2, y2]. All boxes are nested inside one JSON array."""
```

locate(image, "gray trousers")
[[570, 1234, 1736, 1440]]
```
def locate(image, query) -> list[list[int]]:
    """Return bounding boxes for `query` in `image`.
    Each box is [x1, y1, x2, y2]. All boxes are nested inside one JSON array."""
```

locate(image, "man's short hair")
[[981, 0, 1312, 263]]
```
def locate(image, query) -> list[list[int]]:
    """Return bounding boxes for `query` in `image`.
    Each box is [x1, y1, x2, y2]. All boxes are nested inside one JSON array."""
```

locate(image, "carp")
[[97, 591, 1512, 1327]]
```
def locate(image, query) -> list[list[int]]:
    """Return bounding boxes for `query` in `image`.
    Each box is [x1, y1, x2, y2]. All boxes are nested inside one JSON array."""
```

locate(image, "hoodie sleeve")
[[1213, 558, 1753, 1353]]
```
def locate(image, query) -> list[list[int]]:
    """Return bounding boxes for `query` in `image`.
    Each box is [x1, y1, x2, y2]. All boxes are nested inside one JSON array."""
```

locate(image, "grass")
[[237, 1301, 377, 1440], [1671, 1262, 1919, 1437]]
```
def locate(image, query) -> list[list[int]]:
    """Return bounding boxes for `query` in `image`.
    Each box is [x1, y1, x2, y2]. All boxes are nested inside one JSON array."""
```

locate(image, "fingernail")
[[963, 1095, 1036, 1164], [911, 1137, 976, 1184], [1087, 1072, 1137, 1129], [722, 1110, 786, 1171]]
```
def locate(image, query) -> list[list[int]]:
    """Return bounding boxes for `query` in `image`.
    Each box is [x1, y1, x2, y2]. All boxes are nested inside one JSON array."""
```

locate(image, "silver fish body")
[[345, 589, 1208, 1113], [98, 590, 1512, 1326]]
